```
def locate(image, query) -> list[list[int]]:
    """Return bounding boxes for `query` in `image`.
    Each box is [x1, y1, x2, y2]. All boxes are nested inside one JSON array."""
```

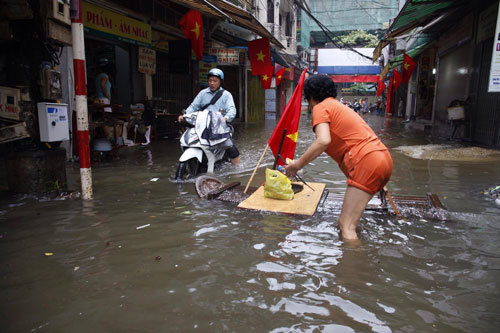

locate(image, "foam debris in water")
[[150, 178, 159, 182], [136, 224, 151, 230], [394, 144, 500, 161], [254, 243, 265, 250]]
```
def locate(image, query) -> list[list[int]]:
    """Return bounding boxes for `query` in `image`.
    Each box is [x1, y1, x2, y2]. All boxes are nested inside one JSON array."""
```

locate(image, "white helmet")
[[208, 68, 224, 81]]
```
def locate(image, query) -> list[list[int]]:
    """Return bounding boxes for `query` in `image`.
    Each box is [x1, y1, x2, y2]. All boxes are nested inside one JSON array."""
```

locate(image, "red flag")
[[275, 67, 286, 86], [248, 38, 272, 75], [178, 10, 203, 60], [386, 78, 393, 117], [268, 68, 308, 166], [377, 77, 386, 96], [402, 53, 417, 83], [260, 66, 274, 89], [393, 68, 402, 90]]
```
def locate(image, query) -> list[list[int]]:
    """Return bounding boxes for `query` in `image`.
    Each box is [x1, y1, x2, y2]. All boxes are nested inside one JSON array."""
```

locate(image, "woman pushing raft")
[[285, 75, 393, 241]]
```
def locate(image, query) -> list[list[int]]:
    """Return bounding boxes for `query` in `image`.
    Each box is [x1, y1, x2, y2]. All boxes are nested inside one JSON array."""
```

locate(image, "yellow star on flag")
[[262, 74, 269, 81], [278, 75, 282, 79], [256, 50, 266, 62], [191, 22, 200, 39], [404, 62, 410, 70], [286, 132, 298, 142]]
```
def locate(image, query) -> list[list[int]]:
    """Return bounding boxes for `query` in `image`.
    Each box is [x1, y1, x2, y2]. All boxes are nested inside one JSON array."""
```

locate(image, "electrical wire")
[[353, 0, 381, 25]]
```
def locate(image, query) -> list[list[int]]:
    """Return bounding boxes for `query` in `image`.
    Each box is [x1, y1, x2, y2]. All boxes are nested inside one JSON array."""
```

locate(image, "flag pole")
[[272, 128, 287, 170], [243, 144, 269, 194]]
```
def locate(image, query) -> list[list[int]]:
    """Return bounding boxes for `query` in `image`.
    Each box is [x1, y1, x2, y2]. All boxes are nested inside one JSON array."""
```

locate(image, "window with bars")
[[267, 0, 274, 23]]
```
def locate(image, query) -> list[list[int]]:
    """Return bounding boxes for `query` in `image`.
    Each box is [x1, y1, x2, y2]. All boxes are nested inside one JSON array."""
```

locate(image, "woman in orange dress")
[[285, 75, 393, 241]]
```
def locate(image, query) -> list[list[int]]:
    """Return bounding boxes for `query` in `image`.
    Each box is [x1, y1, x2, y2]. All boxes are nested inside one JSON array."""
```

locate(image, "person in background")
[[140, 100, 156, 145], [95, 59, 116, 112], [376, 98, 382, 116], [178, 68, 240, 165], [285, 75, 393, 242], [362, 98, 369, 114]]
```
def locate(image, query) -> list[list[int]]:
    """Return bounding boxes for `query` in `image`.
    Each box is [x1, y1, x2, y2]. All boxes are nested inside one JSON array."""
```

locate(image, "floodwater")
[[1, 114, 500, 332]]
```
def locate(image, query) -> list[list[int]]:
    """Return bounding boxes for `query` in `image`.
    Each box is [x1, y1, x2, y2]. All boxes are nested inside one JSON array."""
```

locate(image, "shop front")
[[80, 1, 152, 150]]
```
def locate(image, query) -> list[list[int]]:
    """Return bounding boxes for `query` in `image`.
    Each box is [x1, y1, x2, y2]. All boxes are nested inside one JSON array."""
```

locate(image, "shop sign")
[[265, 88, 276, 112], [489, 4, 500, 92], [82, 2, 151, 47], [208, 48, 240, 65], [138, 47, 156, 75], [199, 55, 217, 87]]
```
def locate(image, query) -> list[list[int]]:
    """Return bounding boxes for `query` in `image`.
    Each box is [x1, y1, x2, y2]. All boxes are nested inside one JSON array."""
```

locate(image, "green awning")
[[389, 35, 434, 69], [373, 0, 461, 61], [390, 0, 457, 35]]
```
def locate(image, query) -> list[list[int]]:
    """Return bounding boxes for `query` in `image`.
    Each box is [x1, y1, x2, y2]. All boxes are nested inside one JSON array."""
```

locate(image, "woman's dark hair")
[[303, 74, 337, 102]]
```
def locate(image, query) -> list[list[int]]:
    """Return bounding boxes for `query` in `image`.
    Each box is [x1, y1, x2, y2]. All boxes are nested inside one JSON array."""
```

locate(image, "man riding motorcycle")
[[178, 68, 240, 165]]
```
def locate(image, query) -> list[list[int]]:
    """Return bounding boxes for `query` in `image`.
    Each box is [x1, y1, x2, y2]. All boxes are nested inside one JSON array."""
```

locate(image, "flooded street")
[[1, 114, 500, 332]]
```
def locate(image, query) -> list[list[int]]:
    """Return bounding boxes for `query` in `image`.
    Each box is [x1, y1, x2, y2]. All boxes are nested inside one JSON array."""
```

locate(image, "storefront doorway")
[[85, 38, 133, 108]]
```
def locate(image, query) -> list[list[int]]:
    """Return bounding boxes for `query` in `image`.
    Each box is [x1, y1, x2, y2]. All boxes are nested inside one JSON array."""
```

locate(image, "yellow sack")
[[263, 168, 294, 200]]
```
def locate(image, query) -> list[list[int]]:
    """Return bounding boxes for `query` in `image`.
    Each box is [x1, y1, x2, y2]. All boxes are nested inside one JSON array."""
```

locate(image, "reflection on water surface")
[[1, 115, 499, 331]]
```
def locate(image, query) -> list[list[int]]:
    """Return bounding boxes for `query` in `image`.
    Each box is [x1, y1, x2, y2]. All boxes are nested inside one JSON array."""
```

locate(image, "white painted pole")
[[71, 0, 93, 200]]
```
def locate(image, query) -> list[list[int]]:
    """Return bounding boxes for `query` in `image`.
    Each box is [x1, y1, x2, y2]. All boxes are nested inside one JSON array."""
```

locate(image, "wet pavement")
[[1, 114, 500, 332]]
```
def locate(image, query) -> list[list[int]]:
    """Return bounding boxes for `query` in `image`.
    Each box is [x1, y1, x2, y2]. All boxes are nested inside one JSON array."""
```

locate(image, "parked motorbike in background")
[[175, 110, 233, 181]]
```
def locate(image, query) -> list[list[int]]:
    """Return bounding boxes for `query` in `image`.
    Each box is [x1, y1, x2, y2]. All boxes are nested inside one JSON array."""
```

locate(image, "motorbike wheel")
[[175, 158, 200, 181]]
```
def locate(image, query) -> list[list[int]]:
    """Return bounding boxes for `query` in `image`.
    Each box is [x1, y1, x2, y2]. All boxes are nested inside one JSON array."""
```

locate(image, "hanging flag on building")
[[402, 53, 417, 83], [268, 68, 308, 166], [275, 67, 286, 86], [377, 77, 386, 96], [393, 68, 402, 90], [248, 38, 272, 75], [178, 9, 203, 60], [260, 66, 274, 89]]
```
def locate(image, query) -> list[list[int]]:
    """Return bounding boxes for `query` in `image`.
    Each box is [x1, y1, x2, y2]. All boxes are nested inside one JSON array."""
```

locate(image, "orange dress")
[[312, 97, 392, 194]]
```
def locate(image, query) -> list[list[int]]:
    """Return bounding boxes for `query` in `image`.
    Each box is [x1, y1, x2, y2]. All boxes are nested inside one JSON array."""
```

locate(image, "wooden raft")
[[194, 176, 446, 214], [237, 182, 326, 216]]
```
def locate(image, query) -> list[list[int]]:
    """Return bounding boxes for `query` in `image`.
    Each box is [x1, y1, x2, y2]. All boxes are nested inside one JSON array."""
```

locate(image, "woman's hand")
[[284, 123, 331, 178], [285, 160, 300, 178]]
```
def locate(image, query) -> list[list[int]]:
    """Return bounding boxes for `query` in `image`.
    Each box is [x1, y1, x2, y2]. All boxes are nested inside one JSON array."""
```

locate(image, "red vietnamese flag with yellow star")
[[178, 9, 203, 60], [402, 53, 417, 83], [248, 38, 272, 75], [260, 66, 274, 89], [268, 68, 307, 166], [393, 68, 402, 90], [377, 76, 386, 96], [275, 67, 286, 86]]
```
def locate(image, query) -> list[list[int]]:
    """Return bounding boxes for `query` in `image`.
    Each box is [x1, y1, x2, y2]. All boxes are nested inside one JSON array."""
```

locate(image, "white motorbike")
[[174, 110, 233, 181]]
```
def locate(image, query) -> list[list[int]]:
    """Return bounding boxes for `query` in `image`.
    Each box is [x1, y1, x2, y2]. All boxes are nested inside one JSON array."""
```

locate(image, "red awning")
[[330, 75, 380, 83]]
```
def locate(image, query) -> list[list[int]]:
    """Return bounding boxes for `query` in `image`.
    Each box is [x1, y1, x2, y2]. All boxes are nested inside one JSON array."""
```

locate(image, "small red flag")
[[248, 38, 272, 75], [275, 67, 286, 86], [178, 10, 203, 60], [402, 53, 417, 83], [393, 68, 402, 90], [268, 68, 308, 166], [377, 77, 386, 96], [260, 66, 274, 89]]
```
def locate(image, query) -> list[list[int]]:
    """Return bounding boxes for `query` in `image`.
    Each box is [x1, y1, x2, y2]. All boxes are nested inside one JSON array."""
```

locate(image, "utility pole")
[[70, 0, 93, 200]]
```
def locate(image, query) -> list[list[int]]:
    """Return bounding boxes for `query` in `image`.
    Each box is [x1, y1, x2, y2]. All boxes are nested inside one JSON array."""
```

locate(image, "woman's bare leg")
[[338, 185, 373, 240]]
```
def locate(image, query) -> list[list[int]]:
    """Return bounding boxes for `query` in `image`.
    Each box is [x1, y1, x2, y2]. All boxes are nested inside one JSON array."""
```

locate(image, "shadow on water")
[[1, 115, 500, 331]]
